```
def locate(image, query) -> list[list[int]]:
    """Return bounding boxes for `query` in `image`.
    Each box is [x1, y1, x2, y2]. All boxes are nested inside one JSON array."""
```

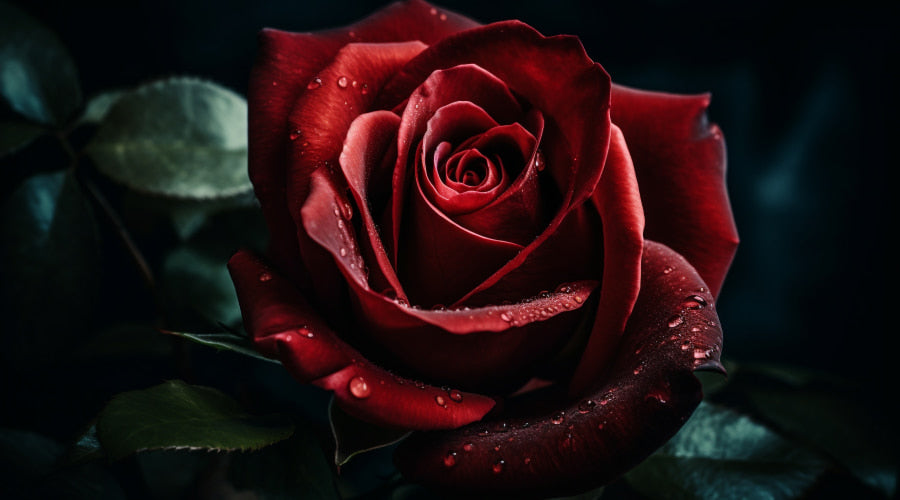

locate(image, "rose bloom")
[[228, 0, 738, 496]]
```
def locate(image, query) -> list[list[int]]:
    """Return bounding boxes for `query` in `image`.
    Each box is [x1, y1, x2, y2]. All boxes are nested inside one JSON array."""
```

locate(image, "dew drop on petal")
[[492, 459, 505, 474], [448, 389, 463, 402], [307, 77, 322, 90], [337, 76, 349, 88], [339, 247, 347, 257], [682, 295, 708, 310], [360, 83, 369, 95], [551, 413, 565, 425], [463, 443, 474, 452], [667, 315, 684, 328], [633, 365, 644, 375], [690, 326, 702, 333], [348, 376, 371, 399], [289, 130, 301, 141], [500, 312, 512, 322], [435, 395, 446, 406], [524, 457, 532, 464], [578, 399, 596, 414], [681, 340, 692, 350], [663, 265, 674, 274], [258, 272, 272, 282], [443, 451, 457, 467], [574, 295, 583, 304]]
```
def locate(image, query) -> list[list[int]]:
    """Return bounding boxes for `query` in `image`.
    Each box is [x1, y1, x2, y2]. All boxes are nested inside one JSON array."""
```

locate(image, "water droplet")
[[463, 443, 474, 452], [348, 376, 371, 399], [694, 348, 711, 360], [599, 398, 609, 406], [492, 459, 505, 474], [272, 81, 278, 86], [494, 445, 501, 451], [435, 395, 446, 406], [443, 451, 457, 467], [574, 295, 583, 304], [707, 320, 717, 327], [298, 327, 314, 338], [667, 315, 684, 328], [430, 7, 438, 14], [663, 265, 674, 274], [698, 286, 706, 292], [351, 80, 358, 88], [339, 247, 347, 257], [495, 422, 509, 433], [578, 399, 596, 413], [431, 304, 447, 311], [448, 389, 463, 402], [439, 13, 447, 20], [289, 130, 301, 141], [478, 429, 490, 436], [681, 340, 692, 350], [500, 312, 512, 322], [341, 202, 353, 220], [682, 295, 708, 310], [556, 284, 573, 294], [690, 326, 701, 333], [337, 76, 349, 88], [360, 83, 369, 95], [258, 272, 273, 282], [646, 392, 668, 404], [633, 365, 644, 375], [524, 457, 532, 464], [551, 413, 565, 425], [307, 77, 322, 90]]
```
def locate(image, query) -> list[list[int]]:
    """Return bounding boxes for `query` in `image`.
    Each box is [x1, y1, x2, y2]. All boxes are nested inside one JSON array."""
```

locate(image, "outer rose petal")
[[611, 84, 739, 297], [227, 249, 495, 430], [249, 0, 476, 287], [394, 241, 724, 495]]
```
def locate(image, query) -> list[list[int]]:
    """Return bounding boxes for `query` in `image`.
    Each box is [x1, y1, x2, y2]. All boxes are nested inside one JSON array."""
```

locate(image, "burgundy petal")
[[227, 249, 495, 430], [386, 63, 525, 263], [339, 110, 407, 300], [394, 240, 723, 495], [611, 84, 739, 297], [569, 125, 645, 395], [380, 21, 612, 304], [248, 0, 477, 286]]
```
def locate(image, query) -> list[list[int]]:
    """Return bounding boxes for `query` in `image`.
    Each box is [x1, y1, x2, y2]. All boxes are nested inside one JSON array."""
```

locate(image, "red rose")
[[228, 0, 738, 495]]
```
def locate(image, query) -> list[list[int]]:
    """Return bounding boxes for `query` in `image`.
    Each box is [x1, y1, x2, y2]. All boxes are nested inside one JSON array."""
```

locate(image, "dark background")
[[15, 0, 892, 385]]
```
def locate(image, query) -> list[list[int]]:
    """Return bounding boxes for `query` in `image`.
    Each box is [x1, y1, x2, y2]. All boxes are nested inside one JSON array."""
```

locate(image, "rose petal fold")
[[394, 240, 723, 495], [611, 84, 739, 297], [248, 0, 477, 286], [227, 249, 495, 430]]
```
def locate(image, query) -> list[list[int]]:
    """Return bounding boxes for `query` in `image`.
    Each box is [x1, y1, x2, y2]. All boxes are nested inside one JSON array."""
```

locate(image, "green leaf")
[[78, 89, 125, 125], [625, 402, 830, 500], [162, 244, 243, 327], [163, 330, 278, 364], [0, 120, 45, 155], [0, 2, 82, 126], [229, 427, 340, 500], [86, 77, 251, 199], [96, 380, 294, 459], [329, 397, 410, 467], [735, 365, 898, 496], [0, 170, 101, 369]]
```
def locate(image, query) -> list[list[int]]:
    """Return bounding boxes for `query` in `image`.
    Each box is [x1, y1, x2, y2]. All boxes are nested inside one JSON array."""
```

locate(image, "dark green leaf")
[[735, 364, 898, 496], [229, 426, 340, 500], [0, 3, 82, 126], [162, 244, 243, 327], [0, 170, 100, 370], [328, 397, 410, 467], [64, 424, 104, 465], [163, 330, 277, 364], [0, 120, 46, 155], [96, 380, 294, 459], [86, 77, 251, 199], [78, 89, 125, 125], [625, 402, 830, 500]]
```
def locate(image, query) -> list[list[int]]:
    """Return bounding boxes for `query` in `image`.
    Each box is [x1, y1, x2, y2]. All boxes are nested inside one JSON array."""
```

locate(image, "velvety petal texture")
[[233, 1, 737, 496], [394, 241, 724, 495], [611, 84, 739, 297]]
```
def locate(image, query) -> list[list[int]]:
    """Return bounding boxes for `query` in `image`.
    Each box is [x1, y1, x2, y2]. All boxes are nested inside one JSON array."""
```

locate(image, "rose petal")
[[248, 0, 477, 286], [379, 21, 612, 304], [339, 110, 408, 299], [386, 63, 525, 264], [611, 84, 739, 297], [394, 240, 723, 495], [227, 249, 495, 430], [569, 125, 645, 395]]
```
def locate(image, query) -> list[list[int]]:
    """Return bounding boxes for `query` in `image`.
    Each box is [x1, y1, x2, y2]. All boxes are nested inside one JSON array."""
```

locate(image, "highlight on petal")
[[611, 84, 738, 297], [227, 249, 495, 430], [394, 240, 723, 495]]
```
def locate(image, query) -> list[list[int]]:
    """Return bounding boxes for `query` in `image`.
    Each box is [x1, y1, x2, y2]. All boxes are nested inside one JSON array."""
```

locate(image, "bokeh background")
[[3, 0, 896, 497]]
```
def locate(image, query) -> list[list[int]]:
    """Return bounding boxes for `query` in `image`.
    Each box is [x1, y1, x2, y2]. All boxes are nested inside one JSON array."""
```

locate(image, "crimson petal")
[[611, 84, 738, 297], [228, 249, 495, 430], [248, 0, 477, 286], [394, 240, 724, 495]]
